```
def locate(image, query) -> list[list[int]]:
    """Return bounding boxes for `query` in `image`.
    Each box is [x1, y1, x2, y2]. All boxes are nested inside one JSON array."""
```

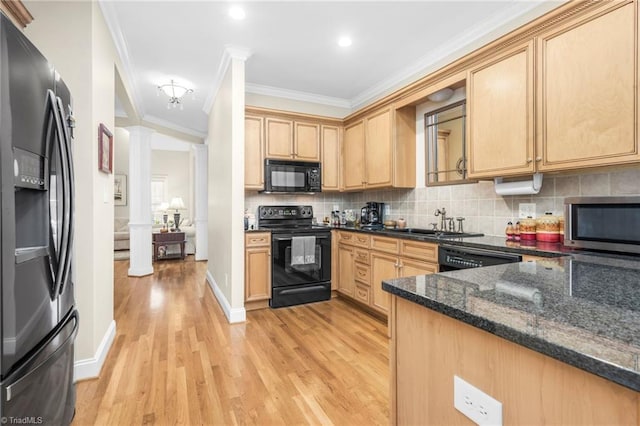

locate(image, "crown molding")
[[245, 83, 352, 110], [350, 0, 560, 109], [98, 0, 144, 117], [202, 46, 252, 115], [142, 114, 207, 140]]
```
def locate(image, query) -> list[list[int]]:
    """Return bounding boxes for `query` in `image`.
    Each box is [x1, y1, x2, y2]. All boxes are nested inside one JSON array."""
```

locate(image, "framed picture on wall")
[[98, 123, 113, 173], [114, 174, 127, 206]]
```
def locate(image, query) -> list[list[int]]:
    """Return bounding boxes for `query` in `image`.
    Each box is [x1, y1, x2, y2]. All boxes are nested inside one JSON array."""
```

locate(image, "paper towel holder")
[[494, 173, 543, 196]]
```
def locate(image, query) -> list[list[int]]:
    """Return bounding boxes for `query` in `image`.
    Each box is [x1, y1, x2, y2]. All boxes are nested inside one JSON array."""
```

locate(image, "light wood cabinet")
[[264, 117, 320, 161], [343, 120, 366, 190], [244, 233, 271, 310], [337, 243, 355, 297], [342, 106, 415, 191], [335, 231, 438, 316], [536, 1, 639, 171], [321, 125, 341, 191], [467, 40, 535, 178], [245, 115, 264, 190]]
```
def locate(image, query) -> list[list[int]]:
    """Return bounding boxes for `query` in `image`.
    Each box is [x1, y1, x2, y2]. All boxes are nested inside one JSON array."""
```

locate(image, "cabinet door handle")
[[535, 156, 542, 162], [527, 158, 532, 163]]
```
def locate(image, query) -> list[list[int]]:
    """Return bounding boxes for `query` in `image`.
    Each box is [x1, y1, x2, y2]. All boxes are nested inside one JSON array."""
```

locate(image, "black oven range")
[[257, 205, 331, 308]]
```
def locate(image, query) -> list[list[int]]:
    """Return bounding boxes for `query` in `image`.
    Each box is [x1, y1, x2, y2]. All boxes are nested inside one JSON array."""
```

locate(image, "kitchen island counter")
[[383, 253, 640, 392]]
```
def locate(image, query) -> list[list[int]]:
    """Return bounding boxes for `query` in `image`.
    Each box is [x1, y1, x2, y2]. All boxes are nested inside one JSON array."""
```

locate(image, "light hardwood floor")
[[73, 257, 389, 425]]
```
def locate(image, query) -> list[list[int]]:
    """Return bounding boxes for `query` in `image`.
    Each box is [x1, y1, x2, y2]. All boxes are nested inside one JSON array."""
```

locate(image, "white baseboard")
[[206, 271, 246, 323], [74, 320, 116, 381]]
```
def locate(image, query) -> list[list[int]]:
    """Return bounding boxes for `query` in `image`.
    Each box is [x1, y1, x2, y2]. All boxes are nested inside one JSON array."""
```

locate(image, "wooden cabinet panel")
[[400, 240, 438, 263], [354, 263, 371, 285], [354, 248, 370, 265], [321, 125, 341, 191], [400, 258, 438, 277], [265, 117, 293, 159], [294, 121, 320, 161], [355, 284, 371, 305], [365, 107, 393, 188], [467, 41, 535, 178], [371, 235, 400, 255], [370, 252, 399, 314], [343, 120, 366, 190], [536, 2, 639, 171], [245, 115, 264, 190], [337, 244, 355, 297], [338, 231, 370, 248], [244, 232, 271, 305]]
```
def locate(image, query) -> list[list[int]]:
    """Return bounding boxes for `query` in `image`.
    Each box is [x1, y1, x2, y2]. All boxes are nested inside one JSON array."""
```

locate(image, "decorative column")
[[193, 143, 208, 261], [126, 126, 154, 276]]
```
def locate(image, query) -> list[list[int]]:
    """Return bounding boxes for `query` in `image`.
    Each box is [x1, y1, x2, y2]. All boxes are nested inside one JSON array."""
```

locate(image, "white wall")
[[24, 0, 127, 374], [207, 56, 246, 322], [246, 92, 351, 118]]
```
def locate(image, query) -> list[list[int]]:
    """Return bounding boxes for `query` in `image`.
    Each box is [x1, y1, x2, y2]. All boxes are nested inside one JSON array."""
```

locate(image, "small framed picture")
[[114, 174, 127, 206], [98, 123, 113, 174]]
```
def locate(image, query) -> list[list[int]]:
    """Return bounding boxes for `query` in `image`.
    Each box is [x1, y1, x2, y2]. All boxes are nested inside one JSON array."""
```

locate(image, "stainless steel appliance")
[[438, 245, 522, 272], [564, 196, 640, 254], [0, 14, 78, 424], [262, 159, 321, 194], [257, 205, 331, 308], [360, 202, 385, 230]]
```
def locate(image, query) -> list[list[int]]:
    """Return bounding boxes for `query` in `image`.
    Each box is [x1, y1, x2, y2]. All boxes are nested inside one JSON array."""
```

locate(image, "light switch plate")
[[518, 203, 536, 219]]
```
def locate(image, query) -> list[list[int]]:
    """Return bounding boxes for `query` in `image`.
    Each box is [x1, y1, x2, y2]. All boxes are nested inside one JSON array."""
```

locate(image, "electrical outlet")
[[518, 203, 536, 219], [454, 376, 502, 426]]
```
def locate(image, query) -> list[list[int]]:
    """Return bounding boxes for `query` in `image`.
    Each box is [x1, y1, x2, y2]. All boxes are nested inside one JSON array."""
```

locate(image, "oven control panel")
[[259, 205, 313, 220]]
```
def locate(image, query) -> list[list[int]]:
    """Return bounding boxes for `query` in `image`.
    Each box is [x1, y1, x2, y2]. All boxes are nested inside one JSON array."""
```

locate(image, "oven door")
[[271, 232, 331, 287]]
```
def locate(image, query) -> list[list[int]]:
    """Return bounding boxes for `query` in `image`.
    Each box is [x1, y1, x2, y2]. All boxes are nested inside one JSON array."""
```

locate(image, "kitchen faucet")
[[434, 207, 447, 231]]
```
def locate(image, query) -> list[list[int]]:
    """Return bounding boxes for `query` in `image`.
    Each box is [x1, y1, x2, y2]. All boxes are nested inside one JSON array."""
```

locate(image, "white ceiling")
[[104, 1, 565, 138]]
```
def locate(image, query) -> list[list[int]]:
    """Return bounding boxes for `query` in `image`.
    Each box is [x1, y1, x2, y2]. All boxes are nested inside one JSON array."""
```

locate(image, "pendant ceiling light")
[[157, 79, 194, 110]]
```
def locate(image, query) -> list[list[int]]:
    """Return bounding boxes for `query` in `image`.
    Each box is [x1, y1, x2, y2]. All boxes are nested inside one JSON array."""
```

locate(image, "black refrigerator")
[[0, 13, 78, 424]]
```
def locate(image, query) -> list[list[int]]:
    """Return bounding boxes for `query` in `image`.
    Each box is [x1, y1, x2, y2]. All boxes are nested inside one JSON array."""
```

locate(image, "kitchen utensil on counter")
[[536, 212, 560, 242], [397, 218, 407, 229], [384, 220, 397, 229], [520, 217, 537, 241]]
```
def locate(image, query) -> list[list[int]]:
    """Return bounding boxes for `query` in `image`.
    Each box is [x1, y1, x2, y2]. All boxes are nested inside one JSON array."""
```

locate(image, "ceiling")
[[103, 1, 565, 139]]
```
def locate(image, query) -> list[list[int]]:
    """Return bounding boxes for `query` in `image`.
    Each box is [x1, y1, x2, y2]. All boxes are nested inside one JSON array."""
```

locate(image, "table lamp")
[[158, 202, 169, 232], [169, 197, 185, 232]]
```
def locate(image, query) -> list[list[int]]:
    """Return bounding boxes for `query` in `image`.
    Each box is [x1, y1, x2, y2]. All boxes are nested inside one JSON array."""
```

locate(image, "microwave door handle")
[[55, 96, 74, 293]]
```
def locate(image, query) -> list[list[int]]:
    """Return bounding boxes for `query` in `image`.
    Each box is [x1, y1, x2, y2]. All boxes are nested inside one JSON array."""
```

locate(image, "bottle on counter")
[[514, 221, 521, 241], [520, 216, 537, 241], [536, 212, 560, 243], [505, 221, 514, 240]]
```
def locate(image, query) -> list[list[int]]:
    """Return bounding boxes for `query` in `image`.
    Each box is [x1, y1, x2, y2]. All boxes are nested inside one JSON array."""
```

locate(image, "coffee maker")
[[360, 202, 385, 229]]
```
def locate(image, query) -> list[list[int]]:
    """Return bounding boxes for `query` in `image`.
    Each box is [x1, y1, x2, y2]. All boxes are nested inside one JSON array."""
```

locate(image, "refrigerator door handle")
[[48, 90, 71, 298], [55, 96, 74, 294]]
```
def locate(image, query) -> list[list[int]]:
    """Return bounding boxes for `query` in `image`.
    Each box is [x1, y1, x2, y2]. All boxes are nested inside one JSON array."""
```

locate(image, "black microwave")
[[262, 159, 321, 194], [564, 196, 640, 254]]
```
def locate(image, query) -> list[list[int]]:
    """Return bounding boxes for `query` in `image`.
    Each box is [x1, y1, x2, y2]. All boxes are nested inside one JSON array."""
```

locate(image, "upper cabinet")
[[536, 1, 639, 171], [321, 125, 341, 191], [245, 115, 264, 190], [467, 41, 535, 178], [265, 117, 320, 161], [342, 106, 415, 191], [245, 108, 341, 190], [467, 1, 639, 178]]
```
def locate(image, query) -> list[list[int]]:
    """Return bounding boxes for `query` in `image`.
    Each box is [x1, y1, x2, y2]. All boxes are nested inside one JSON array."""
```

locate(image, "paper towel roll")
[[495, 280, 543, 307], [494, 173, 543, 196]]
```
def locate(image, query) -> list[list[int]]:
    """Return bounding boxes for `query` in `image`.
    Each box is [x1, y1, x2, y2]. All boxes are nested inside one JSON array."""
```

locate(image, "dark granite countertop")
[[382, 254, 640, 392]]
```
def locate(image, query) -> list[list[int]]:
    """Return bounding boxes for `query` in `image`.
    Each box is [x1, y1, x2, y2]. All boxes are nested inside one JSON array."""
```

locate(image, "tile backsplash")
[[245, 167, 640, 236]]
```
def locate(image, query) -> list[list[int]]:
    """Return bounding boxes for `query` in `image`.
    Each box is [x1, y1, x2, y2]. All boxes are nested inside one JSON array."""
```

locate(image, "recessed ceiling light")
[[338, 36, 352, 48], [229, 6, 245, 20]]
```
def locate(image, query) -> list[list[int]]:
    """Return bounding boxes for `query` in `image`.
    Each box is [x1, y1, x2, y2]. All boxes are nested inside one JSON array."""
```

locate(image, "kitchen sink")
[[385, 228, 483, 238]]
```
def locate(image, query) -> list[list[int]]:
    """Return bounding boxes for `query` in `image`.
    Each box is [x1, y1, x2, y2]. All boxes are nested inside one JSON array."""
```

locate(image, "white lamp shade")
[[169, 197, 185, 210], [157, 202, 169, 212], [161, 84, 187, 99]]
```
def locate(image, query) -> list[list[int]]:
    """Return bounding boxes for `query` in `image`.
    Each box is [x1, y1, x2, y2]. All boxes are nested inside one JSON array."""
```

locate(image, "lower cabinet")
[[335, 231, 438, 317], [244, 232, 271, 310]]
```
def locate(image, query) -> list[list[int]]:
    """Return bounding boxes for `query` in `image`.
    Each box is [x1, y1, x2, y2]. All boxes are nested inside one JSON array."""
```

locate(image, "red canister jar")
[[520, 217, 537, 241], [536, 212, 560, 243]]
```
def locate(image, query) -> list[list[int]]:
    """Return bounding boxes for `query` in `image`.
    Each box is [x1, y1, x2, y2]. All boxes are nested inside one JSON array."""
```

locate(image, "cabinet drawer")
[[400, 240, 438, 262], [354, 248, 370, 265], [245, 232, 271, 247], [354, 263, 371, 285], [371, 235, 400, 254], [339, 231, 370, 248], [354, 284, 370, 305]]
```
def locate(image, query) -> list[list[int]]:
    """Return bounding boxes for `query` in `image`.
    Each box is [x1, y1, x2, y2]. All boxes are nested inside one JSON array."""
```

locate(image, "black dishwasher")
[[438, 245, 522, 271]]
